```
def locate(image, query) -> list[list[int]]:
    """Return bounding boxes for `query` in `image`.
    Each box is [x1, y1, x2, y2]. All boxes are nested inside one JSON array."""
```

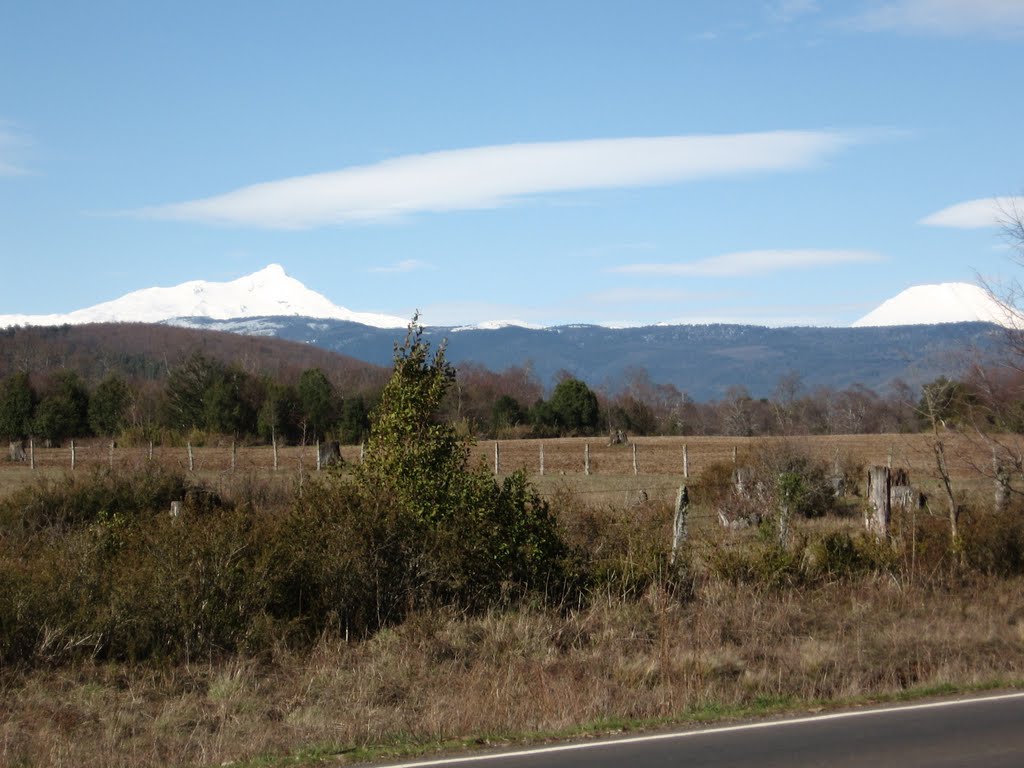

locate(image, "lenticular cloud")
[[141, 131, 857, 229]]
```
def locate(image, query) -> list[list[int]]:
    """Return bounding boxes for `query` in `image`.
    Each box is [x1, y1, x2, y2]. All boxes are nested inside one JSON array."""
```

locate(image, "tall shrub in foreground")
[[299, 316, 566, 626]]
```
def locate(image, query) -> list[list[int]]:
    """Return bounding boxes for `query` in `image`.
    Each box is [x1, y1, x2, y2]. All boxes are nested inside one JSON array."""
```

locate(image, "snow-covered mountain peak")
[[0, 265, 409, 329], [852, 282, 1020, 328]]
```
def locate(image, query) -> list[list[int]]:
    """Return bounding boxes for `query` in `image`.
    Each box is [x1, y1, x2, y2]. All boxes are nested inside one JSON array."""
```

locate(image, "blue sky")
[[1, 0, 1023, 327]]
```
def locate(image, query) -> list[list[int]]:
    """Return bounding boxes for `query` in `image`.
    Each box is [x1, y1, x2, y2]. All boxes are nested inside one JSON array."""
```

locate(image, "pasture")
[[2, 431, 1012, 511]]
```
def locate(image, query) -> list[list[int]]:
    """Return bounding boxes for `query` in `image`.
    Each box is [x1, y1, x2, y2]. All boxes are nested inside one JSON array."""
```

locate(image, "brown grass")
[[2, 575, 1022, 767], [3, 431, 1013, 502], [3, 433, 1024, 767]]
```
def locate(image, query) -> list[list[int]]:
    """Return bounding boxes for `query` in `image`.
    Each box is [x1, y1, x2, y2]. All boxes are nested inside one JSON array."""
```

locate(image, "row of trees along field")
[[1, 341, 1014, 446]]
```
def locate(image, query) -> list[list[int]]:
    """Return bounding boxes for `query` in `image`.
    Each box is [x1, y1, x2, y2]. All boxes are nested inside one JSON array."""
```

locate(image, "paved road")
[[376, 692, 1024, 768]]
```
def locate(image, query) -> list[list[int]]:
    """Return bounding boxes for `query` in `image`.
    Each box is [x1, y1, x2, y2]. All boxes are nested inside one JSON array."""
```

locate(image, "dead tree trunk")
[[933, 440, 961, 558], [671, 486, 689, 567], [994, 447, 1010, 514]]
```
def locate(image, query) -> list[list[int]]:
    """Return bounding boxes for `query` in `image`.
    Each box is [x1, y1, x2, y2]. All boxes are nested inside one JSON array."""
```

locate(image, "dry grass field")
[[2, 432, 1024, 768], [3, 431, 1013, 510]]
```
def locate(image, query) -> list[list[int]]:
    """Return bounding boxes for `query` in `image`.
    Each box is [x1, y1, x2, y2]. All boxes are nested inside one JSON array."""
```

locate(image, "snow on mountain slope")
[[0, 264, 408, 329], [852, 282, 1020, 328]]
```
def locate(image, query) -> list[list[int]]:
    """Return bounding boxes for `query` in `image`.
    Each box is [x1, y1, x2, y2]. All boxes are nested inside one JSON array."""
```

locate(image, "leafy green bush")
[[294, 318, 569, 626]]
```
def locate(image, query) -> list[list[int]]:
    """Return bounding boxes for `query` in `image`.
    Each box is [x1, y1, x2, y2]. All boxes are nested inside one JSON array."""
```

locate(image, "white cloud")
[[139, 131, 859, 229], [920, 196, 1024, 228], [367, 259, 434, 274], [610, 249, 882, 277], [853, 0, 1024, 36]]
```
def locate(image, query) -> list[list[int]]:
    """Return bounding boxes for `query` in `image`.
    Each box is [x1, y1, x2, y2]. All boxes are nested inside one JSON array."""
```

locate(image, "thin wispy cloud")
[[0, 123, 30, 176], [920, 196, 1024, 228], [138, 131, 860, 229], [610, 249, 882, 277], [851, 0, 1024, 36], [584, 288, 730, 304], [771, 0, 820, 23], [368, 259, 434, 274]]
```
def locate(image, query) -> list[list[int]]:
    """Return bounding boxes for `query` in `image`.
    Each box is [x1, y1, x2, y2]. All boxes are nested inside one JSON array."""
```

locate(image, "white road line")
[[374, 691, 1024, 767]]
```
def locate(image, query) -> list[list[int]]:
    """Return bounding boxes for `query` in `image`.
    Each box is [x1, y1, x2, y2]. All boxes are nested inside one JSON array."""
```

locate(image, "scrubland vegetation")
[[2, 323, 1024, 767]]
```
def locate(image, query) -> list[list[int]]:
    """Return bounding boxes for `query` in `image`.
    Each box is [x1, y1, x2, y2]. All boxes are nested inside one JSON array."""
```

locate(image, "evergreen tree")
[[0, 372, 36, 440], [33, 371, 90, 442], [88, 373, 131, 436], [257, 381, 300, 443], [203, 365, 257, 435], [162, 352, 221, 431], [337, 395, 370, 444], [549, 377, 600, 435], [298, 367, 336, 442]]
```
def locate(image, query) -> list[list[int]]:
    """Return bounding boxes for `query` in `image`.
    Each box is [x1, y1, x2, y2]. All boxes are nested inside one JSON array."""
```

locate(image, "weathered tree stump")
[[317, 440, 342, 469], [866, 466, 891, 539], [8, 440, 25, 462]]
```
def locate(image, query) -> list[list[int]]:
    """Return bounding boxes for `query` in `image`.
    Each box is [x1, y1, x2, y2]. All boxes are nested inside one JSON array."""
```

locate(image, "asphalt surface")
[[376, 692, 1024, 768]]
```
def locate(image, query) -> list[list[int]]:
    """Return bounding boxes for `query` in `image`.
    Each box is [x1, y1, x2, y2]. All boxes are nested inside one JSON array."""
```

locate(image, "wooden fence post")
[[170, 500, 182, 520], [671, 485, 689, 567], [359, 442, 365, 463], [732, 446, 737, 465], [632, 442, 638, 475], [231, 439, 237, 473], [272, 429, 279, 471], [148, 440, 154, 461], [70, 439, 76, 470], [187, 442, 194, 472], [29, 437, 35, 470], [109, 441, 115, 470], [867, 466, 891, 539], [539, 442, 545, 476], [494, 441, 500, 475], [683, 443, 689, 480], [584, 443, 591, 476]]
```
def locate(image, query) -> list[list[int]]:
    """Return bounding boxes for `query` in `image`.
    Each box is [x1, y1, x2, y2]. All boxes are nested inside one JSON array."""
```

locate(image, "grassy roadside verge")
[[5, 569, 1024, 768], [228, 679, 1024, 767]]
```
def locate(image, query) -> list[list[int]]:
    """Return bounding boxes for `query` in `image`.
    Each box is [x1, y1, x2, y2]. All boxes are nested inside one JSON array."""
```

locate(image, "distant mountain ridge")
[[179, 315, 1002, 400], [0, 266, 1008, 400]]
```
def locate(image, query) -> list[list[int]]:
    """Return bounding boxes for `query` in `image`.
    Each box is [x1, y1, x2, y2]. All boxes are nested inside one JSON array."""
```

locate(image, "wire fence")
[[2, 431, 1014, 502]]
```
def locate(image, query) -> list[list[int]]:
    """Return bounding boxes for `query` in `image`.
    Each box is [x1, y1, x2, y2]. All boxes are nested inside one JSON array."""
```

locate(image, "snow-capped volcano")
[[0, 264, 408, 329], [852, 282, 1019, 328]]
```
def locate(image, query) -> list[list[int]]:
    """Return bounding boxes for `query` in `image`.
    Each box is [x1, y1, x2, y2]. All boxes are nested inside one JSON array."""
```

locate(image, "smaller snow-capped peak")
[[0, 264, 409, 329], [852, 282, 1020, 328]]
